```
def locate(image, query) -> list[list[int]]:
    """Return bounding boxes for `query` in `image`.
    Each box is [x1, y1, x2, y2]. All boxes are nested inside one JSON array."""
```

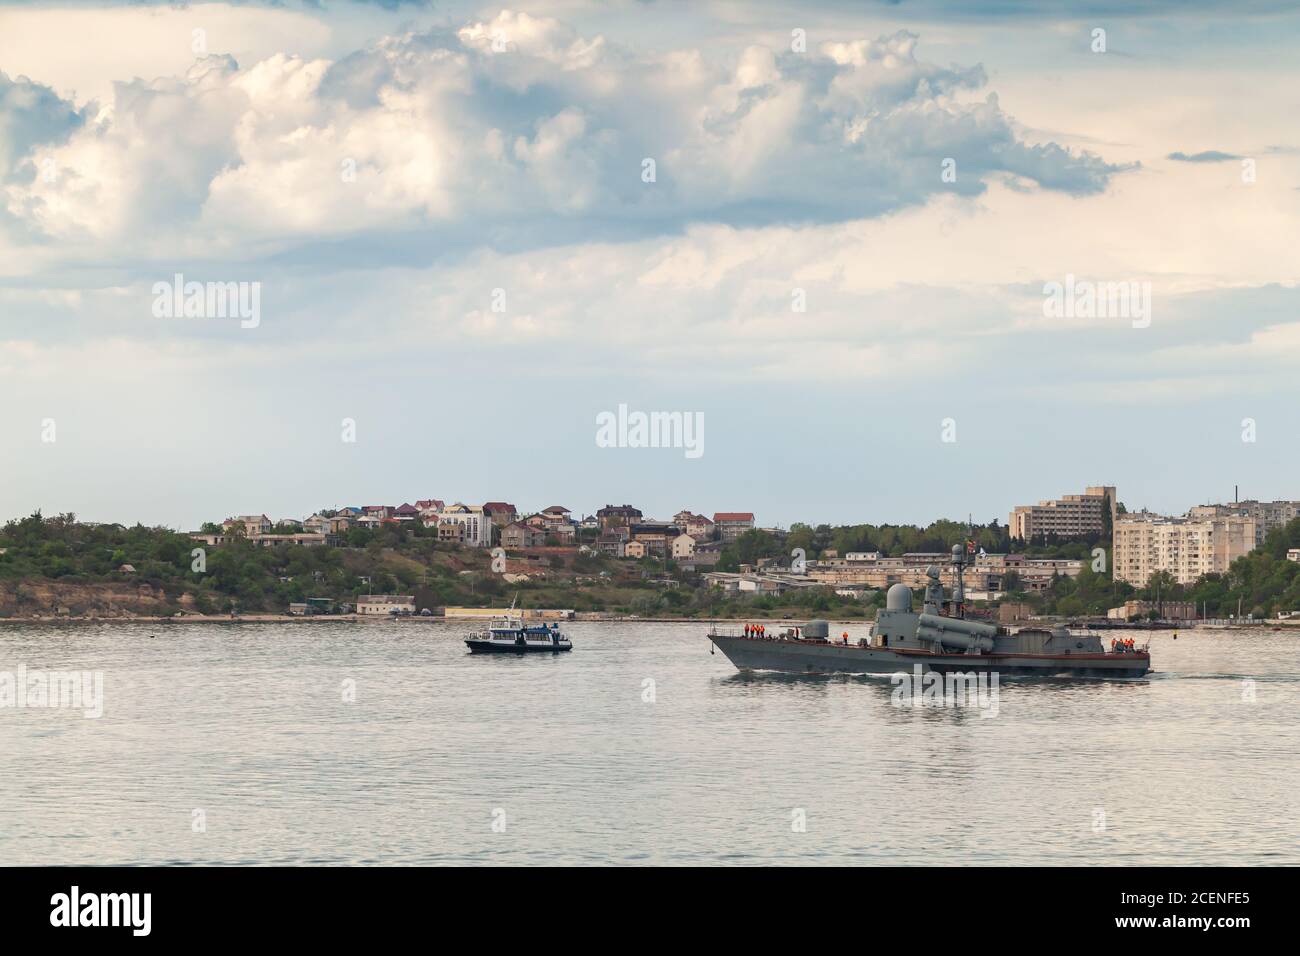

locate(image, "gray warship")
[[708, 544, 1150, 678]]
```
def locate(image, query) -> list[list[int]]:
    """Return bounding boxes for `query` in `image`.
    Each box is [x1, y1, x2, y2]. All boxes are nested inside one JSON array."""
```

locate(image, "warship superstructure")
[[708, 544, 1150, 678]]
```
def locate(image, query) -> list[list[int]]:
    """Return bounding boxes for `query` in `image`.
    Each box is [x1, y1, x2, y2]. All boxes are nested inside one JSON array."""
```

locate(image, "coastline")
[[1, 613, 1296, 630]]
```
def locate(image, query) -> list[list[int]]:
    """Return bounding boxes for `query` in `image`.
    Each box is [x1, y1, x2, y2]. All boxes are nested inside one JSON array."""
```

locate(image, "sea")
[[1, 622, 1296, 865]]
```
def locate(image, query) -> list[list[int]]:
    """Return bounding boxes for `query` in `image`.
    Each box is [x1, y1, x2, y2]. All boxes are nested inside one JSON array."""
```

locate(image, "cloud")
[[1167, 150, 1242, 162], [0, 71, 87, 182], [1, 12, 1129, 262]]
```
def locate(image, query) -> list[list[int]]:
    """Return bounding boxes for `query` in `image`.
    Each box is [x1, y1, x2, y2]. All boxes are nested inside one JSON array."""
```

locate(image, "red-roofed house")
[[483, 502, 518, 527], [713, 512, 755, 542]]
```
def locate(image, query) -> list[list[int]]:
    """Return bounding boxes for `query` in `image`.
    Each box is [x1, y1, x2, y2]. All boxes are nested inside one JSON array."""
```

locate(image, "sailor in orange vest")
[[759, 624, 765, 638], [1110, 638, 1116, 652], [842, 631, 849, 644]]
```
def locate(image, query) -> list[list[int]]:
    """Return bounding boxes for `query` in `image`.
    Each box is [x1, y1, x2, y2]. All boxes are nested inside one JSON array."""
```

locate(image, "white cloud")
[[1, 11, 1127, 259]]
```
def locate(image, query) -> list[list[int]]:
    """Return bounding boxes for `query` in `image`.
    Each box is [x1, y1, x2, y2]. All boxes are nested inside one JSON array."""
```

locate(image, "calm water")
[[1, 621, 1297, 865]]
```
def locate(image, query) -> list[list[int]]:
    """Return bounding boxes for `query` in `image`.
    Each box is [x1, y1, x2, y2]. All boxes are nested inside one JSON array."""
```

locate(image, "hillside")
[[5, 511, 1297, 621]]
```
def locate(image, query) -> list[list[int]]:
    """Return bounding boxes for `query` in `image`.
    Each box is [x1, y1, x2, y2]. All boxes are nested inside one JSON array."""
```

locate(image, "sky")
[[1, 0, 1297, 530]]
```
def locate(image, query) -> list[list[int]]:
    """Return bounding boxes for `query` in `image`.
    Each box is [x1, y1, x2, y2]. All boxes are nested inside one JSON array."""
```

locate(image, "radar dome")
[[886, 583, 913, 611]]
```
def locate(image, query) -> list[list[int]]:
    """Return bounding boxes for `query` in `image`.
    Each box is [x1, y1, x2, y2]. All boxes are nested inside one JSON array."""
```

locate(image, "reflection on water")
[[0, 622, 1296, 865]]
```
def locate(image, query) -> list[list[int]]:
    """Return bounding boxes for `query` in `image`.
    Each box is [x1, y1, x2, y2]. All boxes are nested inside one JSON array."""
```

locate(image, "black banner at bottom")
[[0, 865, 1279, 942]]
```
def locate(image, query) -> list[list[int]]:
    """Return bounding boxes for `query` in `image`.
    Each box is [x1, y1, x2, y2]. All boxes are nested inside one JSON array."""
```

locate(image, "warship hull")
[[709, 634, 1151, 679]]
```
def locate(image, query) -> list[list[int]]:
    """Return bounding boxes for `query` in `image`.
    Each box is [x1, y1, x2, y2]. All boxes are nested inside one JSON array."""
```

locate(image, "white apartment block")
[[1113, 512, 1256, 587], [435, 504, 492, 547], [1010, 486, 1116, 540]]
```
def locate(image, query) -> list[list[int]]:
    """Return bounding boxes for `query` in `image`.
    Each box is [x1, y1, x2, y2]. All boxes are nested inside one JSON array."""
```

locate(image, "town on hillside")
[[169, 486, 1300, 622]]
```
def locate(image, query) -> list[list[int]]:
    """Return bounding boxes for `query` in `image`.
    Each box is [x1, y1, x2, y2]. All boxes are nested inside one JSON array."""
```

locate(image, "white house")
[[671, 534, 697, 559]]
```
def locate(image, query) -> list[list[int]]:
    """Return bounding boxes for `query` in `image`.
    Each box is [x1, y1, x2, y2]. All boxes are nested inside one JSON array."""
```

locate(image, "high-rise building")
[[1189, 500, 1300, 548], [1010, 486, 1116, 541], [1113, 512, 1256, 587]]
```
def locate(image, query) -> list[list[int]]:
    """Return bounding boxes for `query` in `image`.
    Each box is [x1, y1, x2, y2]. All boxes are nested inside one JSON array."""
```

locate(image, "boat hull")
[[465, 639, 572, 654], [709, 634, 1149, 678]]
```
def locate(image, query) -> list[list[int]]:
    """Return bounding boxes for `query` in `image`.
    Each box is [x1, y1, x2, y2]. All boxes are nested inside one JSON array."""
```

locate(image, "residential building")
[[393, 503, 420, 521], [807, 552, 1081, 593], [435, 503, 492, 547], [672, 510, 717, 539], [630, 522, 678, 557], [501, 522, 546, 550], [517, 507, 573, 542], [625, 540, 647, 559], [1189, 499, 1300, 547], [685, 514, 714, 539], [223, 514, 272, 536], [679, 547, 719, 570], [362, 505, 394, 519], [713, 512, 755, 542], [356, 594, 415, 615], [596, 533, 626, 558], [597, 504, 643, 529], [1009, 486, 1116, 541], [303, 513, 330, 534], [1113, 512, 1256, 587], [483, 502, 519, 527], [1289, 549, 1300, 563], [672, 534, 697, 559]]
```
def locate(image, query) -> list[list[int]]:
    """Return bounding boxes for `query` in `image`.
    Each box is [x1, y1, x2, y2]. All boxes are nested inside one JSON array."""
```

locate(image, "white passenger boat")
[[465, 616, 572, 654]]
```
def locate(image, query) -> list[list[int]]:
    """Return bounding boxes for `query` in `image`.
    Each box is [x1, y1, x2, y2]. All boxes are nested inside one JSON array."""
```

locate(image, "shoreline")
[[0, 614, 1295, 631]]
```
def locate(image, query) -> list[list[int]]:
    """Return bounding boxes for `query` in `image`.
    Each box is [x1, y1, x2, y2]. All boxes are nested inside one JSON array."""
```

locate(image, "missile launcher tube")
[[916, 613, 996, 652]]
